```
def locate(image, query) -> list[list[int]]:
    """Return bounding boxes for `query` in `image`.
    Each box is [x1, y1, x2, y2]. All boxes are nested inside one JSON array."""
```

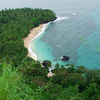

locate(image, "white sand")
[[24, 24, 45, 60]]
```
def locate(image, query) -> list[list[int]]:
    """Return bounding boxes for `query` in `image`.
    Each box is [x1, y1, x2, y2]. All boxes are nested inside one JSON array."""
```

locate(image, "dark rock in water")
[[61, 56, 70, 61], [42, 60, 50, 67]]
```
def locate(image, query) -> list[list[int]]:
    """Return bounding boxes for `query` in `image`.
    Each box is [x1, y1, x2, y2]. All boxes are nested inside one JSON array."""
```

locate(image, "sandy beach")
[[24, 24, 45, 60]]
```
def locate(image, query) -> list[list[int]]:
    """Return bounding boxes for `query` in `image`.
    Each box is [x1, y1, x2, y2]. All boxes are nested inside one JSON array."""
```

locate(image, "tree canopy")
[[0, 8, 56, 66]]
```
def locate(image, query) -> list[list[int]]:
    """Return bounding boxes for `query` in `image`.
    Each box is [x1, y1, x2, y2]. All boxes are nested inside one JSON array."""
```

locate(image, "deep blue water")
[[1, 0, 100, 69]]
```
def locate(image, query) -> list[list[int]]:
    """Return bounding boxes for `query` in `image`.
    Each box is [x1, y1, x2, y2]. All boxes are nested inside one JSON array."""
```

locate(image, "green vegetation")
[[0, 8, 56, 66], [1, 61, 100, 100], [0, 61, 48, 100], [0, 8, 100, 100]]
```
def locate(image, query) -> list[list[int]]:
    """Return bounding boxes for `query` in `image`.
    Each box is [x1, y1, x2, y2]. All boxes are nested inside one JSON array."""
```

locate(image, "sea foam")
[[54, 16, 69, 22], [30, 17, 68, 61], [34, 22, 51, 40], [29, 22, 51, 60]]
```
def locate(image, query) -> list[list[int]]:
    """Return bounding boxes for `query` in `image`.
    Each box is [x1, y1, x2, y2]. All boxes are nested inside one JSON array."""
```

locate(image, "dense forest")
[[0, 8, 100, 100], [1, 61, 100, 100], [0, 8, 56, 66]]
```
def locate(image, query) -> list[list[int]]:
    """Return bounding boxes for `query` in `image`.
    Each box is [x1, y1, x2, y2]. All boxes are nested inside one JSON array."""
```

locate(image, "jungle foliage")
[[0, 8, 56, 66]]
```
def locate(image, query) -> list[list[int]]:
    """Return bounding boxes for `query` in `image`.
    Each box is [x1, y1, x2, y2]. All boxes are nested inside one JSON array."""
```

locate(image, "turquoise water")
[[32, 25, 54, 62], [32, 24, 69, 65], [77, 11, 100, 69], [32, 8, 100, 68], [1, 0, 100, 69]]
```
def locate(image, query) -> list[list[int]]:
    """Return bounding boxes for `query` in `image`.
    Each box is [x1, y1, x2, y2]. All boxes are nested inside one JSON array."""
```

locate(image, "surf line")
[[80, 38, 100, 51]]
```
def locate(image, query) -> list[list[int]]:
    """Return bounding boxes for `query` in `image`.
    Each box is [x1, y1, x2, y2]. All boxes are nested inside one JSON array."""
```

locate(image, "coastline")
[[23, 17, 66, 61], [24, 24, 46, 60]]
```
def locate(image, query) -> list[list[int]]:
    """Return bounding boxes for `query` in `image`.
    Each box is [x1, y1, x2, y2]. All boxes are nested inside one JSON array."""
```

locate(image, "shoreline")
[[23, 17, 65, 61], [24, 24, 47, 60]]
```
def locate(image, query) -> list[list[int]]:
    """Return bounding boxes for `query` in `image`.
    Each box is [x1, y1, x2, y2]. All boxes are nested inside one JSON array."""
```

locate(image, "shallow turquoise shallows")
[[31, 24, 54, 62]]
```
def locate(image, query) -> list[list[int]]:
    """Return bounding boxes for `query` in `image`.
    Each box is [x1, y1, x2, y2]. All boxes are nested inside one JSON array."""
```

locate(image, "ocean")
[[1, 0, 100, 69]]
